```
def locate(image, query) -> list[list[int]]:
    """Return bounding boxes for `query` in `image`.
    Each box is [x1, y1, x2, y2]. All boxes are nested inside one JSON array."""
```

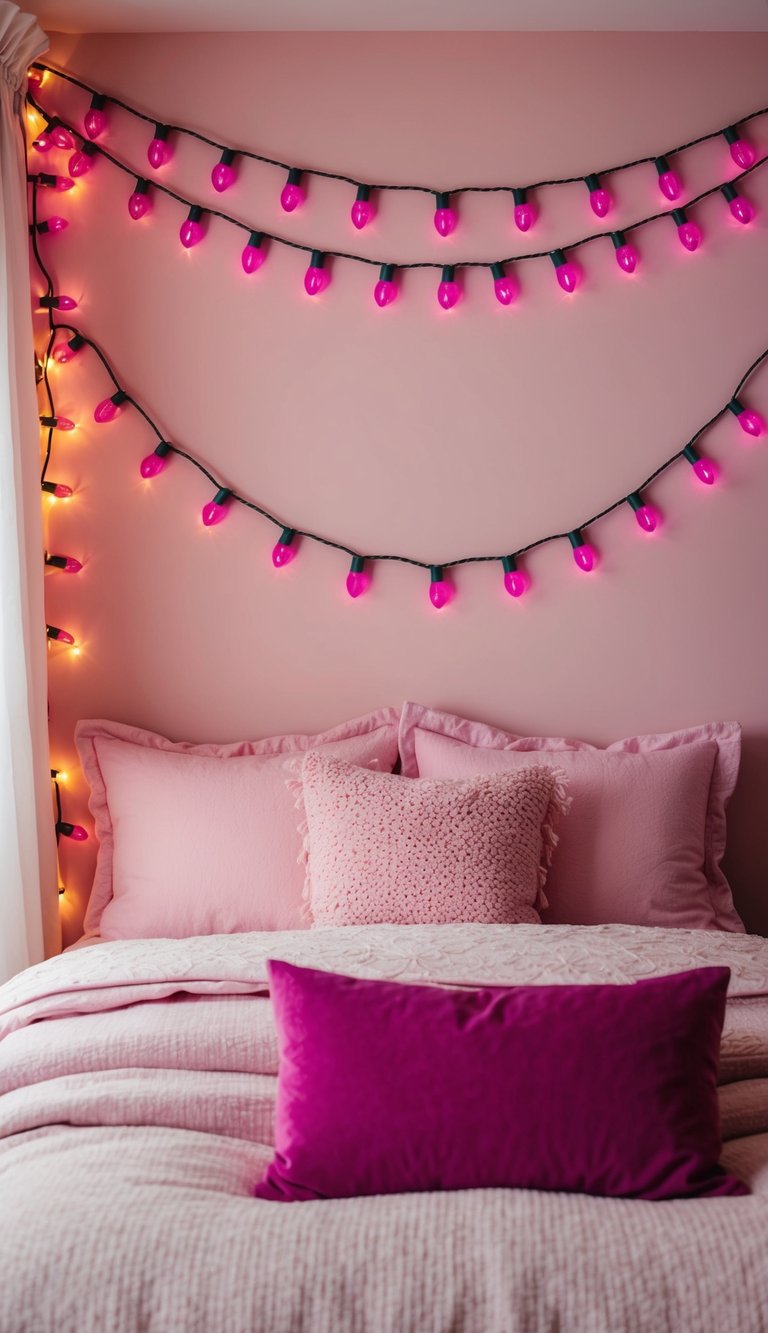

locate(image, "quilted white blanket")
[[2, 922, 768, 1333]]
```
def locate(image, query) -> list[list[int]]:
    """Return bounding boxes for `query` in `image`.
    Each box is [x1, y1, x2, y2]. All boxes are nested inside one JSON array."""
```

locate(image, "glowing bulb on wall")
[[33, 120, 74, 152], [39, 294, 77, 310], [433, 192, 457, 236], [241, 230, 265, 273], [140, 441, 173, 477], [68, 143, 98, 176], [202, 487, 233, 526], [33, 215, 69, 235], [585, 173, 611, 217], [346, 555, 370, 597], [53, 334, 85, 363], [672, 208, 701, 251], [512, 187, 536, 232], [42, 481, 73, 498], [654, 155, 682, 201], [35, 172, 73, 191], [550, 249, 580, 293], [723, 125, 756, 169], [40, 415, 75, 431], [147, 124, 172, 169], [94, 390, 128, 423], [211, 148, 238, 192], [56, 821, 88, 841], [429, 566, 452, 609], [627, 492, 660, 532], [682, 444, 718, 484], [490, 262, 517, 305], [46, 624, 76, 645], [502, 555, 527, 598], [281, 168, 305, 212], [721, 182, 755, 225], [304, 251, 329, 295], [568, 530, 597, 571], [728, 397, 765, 437], [374, 263, 397, 306], [351, 185, 375, 229], [180, 205, 206, 248], [45, 553, 82, 572], [84, 94, 108, 139], [611, 231, 639, 273], [437, 265, 460, 309], [272, 527, 297, 566], [128, 177, 152, 219]]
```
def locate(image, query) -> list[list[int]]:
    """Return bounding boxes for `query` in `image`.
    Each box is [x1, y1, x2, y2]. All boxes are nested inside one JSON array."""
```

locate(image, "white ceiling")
[[19, 0, 768, 33]]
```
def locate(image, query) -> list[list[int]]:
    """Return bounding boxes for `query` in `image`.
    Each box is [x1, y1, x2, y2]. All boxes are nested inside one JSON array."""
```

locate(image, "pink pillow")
[[255, 960, 746, 1203], [75, 711, 399, 940], [295, 751, 568, 927], [398, 703, 743, 933]]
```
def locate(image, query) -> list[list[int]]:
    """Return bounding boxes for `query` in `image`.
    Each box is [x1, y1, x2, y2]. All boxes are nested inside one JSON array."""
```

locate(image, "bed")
[[2, 919, 768, 1333]]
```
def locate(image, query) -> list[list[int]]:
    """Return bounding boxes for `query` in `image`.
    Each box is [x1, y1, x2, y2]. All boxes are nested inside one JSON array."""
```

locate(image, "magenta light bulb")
[[433, 193, 457, 237], [728, 397, 765, 438], [202, 487, 232, 526], [128, 178, 152, 219], [655, 156, 681, 200], [50, 125, 74, 150], [502, 557, 527, 598], [36, 173, 74, 191], [57, 821, 88, 841], [512, 188, 535, 232], [54, 176, 73, 190], [47, 624, 75, 645], [569, 531, 596, 572], [94, 391, 127, 424], [211, 149, 237, 192], [374, 263, 397, 306], [39, 294, 77, 311], [180, 206, 206, 248], [724, 127, 756, 169], [84, 95, 108, 139], [351, 185, 374, 229], [428, 566, 452, 609], [32, 127, 52, 152], [53, 334, 84, 363], [37, 215, 68, 235], [628, 493, 660, 532], [281, 168, 305, 212], [437, 265, 460, 309], [304, 251, 329, 295], [683, 445, 717, 484], [46, 552, 83, 572], [721, 183, 755, 224], [241, 230, 265, 273], [551, 249, 580, 293], [673, 209, 701, 251], [140, 441, 172, 477], [611, 231, 638, 273], [490, 262, 516, 305], [147, 124, 172, 169], [43, 482, 73, 498], [39, 414, 75, 430], [585, 174, 611, 217], [272, 526, 297, 566], [346, 556, 369, 598], [68, 144, 97, 176]]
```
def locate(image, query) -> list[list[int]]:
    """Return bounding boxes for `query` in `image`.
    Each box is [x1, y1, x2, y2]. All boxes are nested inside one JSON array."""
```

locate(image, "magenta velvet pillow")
[[398, 703, 743, 933], [75, 711, 399, 939], [255, 960, 746, 1204], [294, 751, 569, 927]]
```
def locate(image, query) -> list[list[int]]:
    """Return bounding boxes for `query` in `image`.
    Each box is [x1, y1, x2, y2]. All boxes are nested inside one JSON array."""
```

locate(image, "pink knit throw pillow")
[[296, 752, 569, 927]]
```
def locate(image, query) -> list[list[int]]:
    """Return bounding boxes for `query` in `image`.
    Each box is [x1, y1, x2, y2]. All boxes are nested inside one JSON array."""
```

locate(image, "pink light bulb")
[[513, 190, 536, 232], [491, 263, 517, 305], [43, 215, 68, 234], [614, 241, 638, 273], [304, 253, 329, 295], [551, 251, 580, 293], [48, 627, 75, 644], [84, 107, 107, 139], [346, 558, 369, 597], [60, 822, 88, 840], [68, 149, 95, 176], [53, 176, 74, 191], [656, 166, 682, 201], [429, 573, 452, 609], [94, 392, 126, 423], [729, 194, 754, 225], [374, 278, 397, 306], [733, 404, 765, 437], [62, 556, 82, 572], [50, 126, 74, 150], [241, 232, 265, 273], [202, 488, 232, 526], [437, 267, 460, 309], [351, 189, 375, 229], [588, 178, 612, 218], [212, 161, 237, 191], [180, 208, 206, 248], [55, 417, 75, 431], [281, 170, 305, 212], [634, 505, 659, 533], [272, 528, 297, 566], [147, 126, 172, 169], [140, 442, 172, 478], [677, 220, 701, 251], [693, 458, 717, 485], [128, 184, 152, 220], [573, 543, 596, 572], [729, 138, 755, 169], [434, 207, 457, 237], [503, 569, 527, 598], [53, 340, 80, 363], [32, 129, 52, 152], [56, 295, 77, 310], [50, 483, 73, 498]]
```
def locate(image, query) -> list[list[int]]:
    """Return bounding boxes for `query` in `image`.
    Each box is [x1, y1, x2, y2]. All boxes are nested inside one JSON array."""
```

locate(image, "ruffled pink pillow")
[[398, 703, 743, 933], [294, 751, 569, 927]]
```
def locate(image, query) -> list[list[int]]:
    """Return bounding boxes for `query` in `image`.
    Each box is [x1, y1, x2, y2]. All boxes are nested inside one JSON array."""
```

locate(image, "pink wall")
[[36, 31, 768, 944]]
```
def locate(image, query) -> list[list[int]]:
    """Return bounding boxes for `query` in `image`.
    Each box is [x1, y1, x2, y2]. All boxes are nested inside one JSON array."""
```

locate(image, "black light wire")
[[27, 90, 768, 272], [30, 60, 768, 197]]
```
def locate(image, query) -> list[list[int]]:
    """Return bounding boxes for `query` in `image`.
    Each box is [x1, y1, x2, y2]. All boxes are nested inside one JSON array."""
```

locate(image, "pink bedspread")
[[2, 922, 768, 1332]]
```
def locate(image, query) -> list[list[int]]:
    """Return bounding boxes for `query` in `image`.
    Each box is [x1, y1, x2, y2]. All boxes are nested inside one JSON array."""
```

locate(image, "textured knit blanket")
[[2, 922, 768, 1332]]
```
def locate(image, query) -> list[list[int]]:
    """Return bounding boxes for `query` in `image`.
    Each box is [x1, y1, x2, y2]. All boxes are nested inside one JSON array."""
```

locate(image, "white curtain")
[[0, 2, 58, 984]]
